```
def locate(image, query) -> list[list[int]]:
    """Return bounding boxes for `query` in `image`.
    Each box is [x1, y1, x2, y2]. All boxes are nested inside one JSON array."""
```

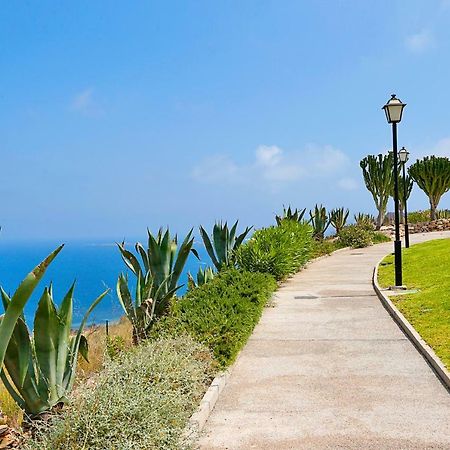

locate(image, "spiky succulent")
[[275, 206, 307, 226], [0, 270, 108, 417], [309, 204, 330, 240], [329, 207, 349, 235], [188, 266, 215, 290], [199, 221, 252, 271]]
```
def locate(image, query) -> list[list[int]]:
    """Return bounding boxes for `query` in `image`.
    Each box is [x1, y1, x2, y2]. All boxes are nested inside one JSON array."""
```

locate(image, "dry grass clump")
[[24, 335, 213, 450]]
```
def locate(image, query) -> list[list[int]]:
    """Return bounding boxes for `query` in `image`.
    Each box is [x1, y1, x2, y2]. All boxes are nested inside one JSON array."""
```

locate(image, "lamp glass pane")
[[387, 104, 403, 122]]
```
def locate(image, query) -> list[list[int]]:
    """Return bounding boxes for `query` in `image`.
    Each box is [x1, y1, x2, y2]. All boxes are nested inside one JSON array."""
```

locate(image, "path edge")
[[373, 259, 450, 390]]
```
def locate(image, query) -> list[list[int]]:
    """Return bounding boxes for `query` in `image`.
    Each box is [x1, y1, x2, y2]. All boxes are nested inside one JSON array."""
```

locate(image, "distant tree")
[[391, 173, 413, 224], [360, 153, 394, 230], [409, 156, 450, 220]]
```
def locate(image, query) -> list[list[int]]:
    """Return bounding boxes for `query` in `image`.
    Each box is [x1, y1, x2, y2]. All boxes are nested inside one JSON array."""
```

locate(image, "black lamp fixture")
[[382, 94, 406, 287], [399, 146, 410, 248]]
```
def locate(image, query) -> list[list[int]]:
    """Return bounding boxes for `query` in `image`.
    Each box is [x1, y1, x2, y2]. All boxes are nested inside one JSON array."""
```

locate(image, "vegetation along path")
[[198, 231, 450, 450]]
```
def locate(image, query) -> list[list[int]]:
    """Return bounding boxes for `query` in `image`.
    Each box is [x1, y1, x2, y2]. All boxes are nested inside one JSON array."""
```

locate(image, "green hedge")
[[154, 269, 277, 367], [236, 221, 312, 281], [25, 336, 213, 450]]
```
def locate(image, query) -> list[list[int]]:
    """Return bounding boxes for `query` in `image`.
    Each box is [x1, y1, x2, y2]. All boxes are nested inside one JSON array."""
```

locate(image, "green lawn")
[[378, 239, 450, 369]]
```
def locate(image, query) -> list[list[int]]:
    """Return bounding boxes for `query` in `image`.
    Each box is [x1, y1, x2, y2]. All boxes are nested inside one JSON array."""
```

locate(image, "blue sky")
[[1, 0, 450, 241]]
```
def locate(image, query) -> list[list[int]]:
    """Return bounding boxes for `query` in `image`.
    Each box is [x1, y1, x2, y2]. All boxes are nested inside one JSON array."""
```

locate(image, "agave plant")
[[188, 266, 215, 290], [354, 213, 376, 230], [199, 221, 252, 271], [117, 272, 176, 344], [0, 277, 108, 419], [0, 246, 63, 373], [117, 228, 197, 339], [309, 204, 330, 240], [275, 206, 307, 226], [329, 207, 349, 235]]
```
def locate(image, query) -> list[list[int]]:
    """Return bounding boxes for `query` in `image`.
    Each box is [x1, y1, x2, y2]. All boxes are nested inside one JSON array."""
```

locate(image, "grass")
[[378, 238, 450, 368]]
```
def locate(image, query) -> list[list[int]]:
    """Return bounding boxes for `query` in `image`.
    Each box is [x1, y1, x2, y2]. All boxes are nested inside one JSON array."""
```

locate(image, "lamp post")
[[383, 94, 406, 287], [399, 146, 410, 248]]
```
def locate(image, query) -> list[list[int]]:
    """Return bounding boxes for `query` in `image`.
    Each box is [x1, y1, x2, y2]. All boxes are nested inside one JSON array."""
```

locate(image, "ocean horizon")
[[0, 239, 209, 328]]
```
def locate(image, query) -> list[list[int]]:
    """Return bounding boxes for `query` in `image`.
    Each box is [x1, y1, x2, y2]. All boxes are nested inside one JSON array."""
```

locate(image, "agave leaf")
[[117, 243, 142, 277], [34, 288, 60, 402], [116, 274, 137, 323], [213, 222, 227, 267], [171, 229, 194, 291], [0, 369, 26, 410], [235, 226, 252, 249], [0, 245, 63, 370], [135, 242, 149, 273], [78, 335, 89, 363], [199, 225, 220, 270], [55, 283, 75, 396]]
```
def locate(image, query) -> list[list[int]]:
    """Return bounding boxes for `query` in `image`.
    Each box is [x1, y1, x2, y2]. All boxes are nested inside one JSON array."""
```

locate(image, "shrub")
[[338, 225, 372, 248], [154, 269, 277, 367], [236, 221, 312, 280], [24, 336, 213, 450], [371, 231, 391, 244], [310, 238, 343, 258]]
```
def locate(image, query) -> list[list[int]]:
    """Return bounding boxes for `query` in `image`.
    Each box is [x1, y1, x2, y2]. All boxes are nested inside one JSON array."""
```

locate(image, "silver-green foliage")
[[275, 206, 306, 226], [0, 283, 108, 417], [188, 266, 215, 290], [0, 246, 63, 372], [329, 207, 349, 235], [24, 336, 213, 450], [309, 204, 330, 240], [117, 228, 196, 341], [409, 156, 450, 220], [360, 153, 394, 229], [199, 221, 252, 271]]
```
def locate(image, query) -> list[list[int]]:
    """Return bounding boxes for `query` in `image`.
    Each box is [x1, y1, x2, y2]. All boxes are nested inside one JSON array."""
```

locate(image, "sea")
[[0, 240, 209, 328]]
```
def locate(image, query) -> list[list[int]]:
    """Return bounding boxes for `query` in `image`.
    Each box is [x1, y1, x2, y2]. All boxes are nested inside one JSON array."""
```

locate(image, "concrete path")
[[198, 231, 450, 450]]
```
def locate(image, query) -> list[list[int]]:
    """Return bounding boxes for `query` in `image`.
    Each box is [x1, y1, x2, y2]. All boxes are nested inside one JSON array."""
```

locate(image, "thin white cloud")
[[70, 88, 103, 116], [337, 177, 359, 191], [191, 144, 350, 189], [405, 30, 435, 53]]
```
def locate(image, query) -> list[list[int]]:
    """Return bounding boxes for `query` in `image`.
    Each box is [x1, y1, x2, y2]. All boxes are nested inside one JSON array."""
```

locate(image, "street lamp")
[[383, 94, 406, 287], [399, 146, 410, 248]]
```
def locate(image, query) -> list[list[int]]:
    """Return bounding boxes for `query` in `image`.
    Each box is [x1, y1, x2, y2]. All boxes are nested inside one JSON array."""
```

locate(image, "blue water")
[[0, 241, 209, 328]]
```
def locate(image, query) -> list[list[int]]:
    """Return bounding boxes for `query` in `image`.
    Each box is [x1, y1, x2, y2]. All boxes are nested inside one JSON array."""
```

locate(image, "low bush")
[[338, 225, 373, 248], [24, 336, 213, 450], [236, 221, 312, 280], [310, 238, 343, 258], [408, 210, 430, 223], [154, 269, 277, 367], [371, 231, 391, 244]]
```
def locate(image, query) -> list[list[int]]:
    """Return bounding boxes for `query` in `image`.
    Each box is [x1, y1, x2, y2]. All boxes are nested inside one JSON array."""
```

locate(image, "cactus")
[[275, 206, 307, 226], [329, 207, 349, 235], [360, 153, 394, 229], [309, 204, 330, 240], [409, 156, 450, 220], [393, 173, 413, 224], [199, 221, 252, 271]]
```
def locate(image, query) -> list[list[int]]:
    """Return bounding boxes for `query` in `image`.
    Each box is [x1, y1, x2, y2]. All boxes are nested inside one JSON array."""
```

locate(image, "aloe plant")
[[309, 204, 330, 240], [117, 228, 197, 339], [199, 221, 252, 271], [329, 207, 349, 235], [275, 206, 306, 226], [188, 266, 215, 290], [0, 281, 108, 418], [360, 153, 394, 229], [409, 156, 450, 220]]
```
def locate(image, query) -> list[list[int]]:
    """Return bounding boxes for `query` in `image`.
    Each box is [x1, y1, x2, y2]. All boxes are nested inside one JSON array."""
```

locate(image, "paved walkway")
[[198, 231, 450, 450]]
